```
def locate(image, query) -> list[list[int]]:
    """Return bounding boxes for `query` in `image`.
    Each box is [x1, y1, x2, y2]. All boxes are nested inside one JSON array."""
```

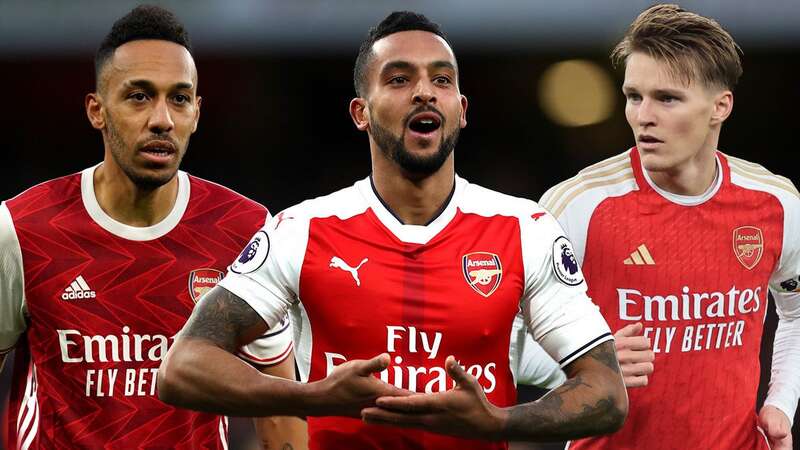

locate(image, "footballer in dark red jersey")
[[0, 6, 304, 449]]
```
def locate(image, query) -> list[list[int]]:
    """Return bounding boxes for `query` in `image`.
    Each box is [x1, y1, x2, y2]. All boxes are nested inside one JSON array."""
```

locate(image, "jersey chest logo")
[[462, 252, 502, 297], [733, 226, 763, 270], [188, 269, 224, 303], [329, 256, 369, 287]]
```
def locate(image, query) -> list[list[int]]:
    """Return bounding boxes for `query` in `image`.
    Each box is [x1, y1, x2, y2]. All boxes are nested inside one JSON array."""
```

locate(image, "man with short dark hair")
[[159, 11, 627, 449], [0, 5, 303, 448], [532, 4, 800, 449]]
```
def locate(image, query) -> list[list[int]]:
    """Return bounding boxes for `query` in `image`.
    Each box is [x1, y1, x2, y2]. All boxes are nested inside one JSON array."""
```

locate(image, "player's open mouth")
[[408, 113, 442, 135], [140, 140, 177, 158], [638, 134, 663, 144]]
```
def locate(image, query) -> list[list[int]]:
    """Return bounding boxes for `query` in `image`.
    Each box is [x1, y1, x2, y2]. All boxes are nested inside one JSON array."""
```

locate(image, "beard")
[[369, 107, 459, 177], [105, 114, 185, 190]]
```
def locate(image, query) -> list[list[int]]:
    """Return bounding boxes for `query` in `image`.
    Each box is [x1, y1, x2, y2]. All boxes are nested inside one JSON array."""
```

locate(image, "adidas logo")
[[61, 275, 97, 300], [624, 244, 655, 265]]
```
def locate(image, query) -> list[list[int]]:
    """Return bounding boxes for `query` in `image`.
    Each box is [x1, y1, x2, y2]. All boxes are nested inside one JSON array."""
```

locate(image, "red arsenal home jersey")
[[220, 175, 612, 450], [538, 149, 800, 450], [0, 165, 292, 449]]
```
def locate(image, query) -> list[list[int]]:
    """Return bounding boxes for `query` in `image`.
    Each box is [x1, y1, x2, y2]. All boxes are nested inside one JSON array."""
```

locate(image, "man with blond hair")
[[531, 4, 799, 449]]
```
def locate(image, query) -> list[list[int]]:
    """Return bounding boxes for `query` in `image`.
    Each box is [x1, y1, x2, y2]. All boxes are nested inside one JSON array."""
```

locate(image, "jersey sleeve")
[[0, 203, 27, 354], [508, 313, 566, 388], [237, 314, 294, 367], [217, 207, 308, 331], [765, 192, 800, 424], [519, 209, 612, 367]]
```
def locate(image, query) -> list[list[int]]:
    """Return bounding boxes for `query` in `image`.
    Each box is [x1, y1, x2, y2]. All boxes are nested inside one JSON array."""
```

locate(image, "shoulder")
[[187, 173, 268, 214], [725, 153, 800, 208], [280, 181, 368, 223], [4, 172, 82, 215], [539, 150, 637, 219], [459, 180, 542, 219]]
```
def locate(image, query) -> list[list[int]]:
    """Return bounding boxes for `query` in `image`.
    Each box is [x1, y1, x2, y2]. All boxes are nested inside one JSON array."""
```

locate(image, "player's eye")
[[173, 94, 191, 105], [128, 92, 149, 102], [660, 95, 678, 103], [433, 76, 452, 85], [626, 93, 642, 102], [388, 76, 408, 85]]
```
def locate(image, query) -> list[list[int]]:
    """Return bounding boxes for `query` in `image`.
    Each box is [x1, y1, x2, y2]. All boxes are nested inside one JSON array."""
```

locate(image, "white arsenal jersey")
[[219, 175, 612, 450]]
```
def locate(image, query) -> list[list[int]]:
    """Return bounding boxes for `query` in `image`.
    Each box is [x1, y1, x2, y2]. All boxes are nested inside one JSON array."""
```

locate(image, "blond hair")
[[612, 4, 742, 90]]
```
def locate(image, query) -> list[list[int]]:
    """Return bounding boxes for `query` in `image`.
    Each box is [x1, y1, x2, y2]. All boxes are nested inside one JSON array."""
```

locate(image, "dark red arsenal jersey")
[[0, 165, 292, 449]]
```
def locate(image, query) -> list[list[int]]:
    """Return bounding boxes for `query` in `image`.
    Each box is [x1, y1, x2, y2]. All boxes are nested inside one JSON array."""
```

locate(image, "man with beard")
[[159, 11, 627, 450], [0, 6, 304, 449]]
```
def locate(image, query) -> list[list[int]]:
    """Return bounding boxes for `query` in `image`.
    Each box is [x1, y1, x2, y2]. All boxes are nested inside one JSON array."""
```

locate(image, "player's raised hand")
[[758, 405, 792, 450], [361, 355, 505, 440], [311, 353, 412, 418], [615, 322, 654, 388]]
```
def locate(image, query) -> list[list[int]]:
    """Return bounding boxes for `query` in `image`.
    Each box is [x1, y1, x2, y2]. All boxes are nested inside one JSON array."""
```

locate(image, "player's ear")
[[459, 94, 468, 129], [192, 96, 202, 133], [86, 92, 105, 130], [349, 97, 369, 131], [710, 90, 733, 126]]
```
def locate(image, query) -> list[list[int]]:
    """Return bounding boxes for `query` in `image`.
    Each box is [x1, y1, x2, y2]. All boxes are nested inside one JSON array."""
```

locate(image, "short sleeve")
[[769, 194, 800, 320], [237, 314, 294, 367], [0, 203, 27, 353], [519, 210, 612, 367], [217, 208, 308, 331], [508, 313, 566, 388]]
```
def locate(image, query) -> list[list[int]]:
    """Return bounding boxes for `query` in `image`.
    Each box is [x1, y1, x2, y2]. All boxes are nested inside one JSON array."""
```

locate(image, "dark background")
[[1, 1, 798, 448]]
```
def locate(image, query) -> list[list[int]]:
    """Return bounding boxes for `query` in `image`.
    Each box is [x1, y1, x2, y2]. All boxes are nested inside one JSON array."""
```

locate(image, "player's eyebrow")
[[380, 60, 415, 76], [429, 60, 456, 72], [124, 79, 194, 91]]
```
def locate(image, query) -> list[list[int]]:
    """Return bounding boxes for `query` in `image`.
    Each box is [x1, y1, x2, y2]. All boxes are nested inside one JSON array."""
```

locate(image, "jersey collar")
[[357, 175, 466, 245], [632, 148, 726, 206], [81, 163, 191, 241]]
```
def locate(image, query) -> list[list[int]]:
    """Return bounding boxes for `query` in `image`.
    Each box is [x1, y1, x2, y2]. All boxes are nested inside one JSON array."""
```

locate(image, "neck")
[[370, 151, 455, 226], [647, 146, 718, 197], [93, 159, 179, 227]]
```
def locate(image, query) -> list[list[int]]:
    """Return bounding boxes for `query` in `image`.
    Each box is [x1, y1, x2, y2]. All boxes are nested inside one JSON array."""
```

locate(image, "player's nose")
[[636, 98, 657, 127], [148, 97, 175, 133], [412, 79, 437, 105]]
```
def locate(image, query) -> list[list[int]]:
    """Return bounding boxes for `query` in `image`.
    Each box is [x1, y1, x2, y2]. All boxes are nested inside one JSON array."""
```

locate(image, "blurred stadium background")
[[1, 1, 798, 448]]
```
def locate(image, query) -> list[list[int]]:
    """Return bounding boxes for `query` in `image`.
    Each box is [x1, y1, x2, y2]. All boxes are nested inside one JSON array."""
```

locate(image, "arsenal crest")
[[188, 268, 224, 303], [733, 226, 763, 270], [462, 252, 503, 298]]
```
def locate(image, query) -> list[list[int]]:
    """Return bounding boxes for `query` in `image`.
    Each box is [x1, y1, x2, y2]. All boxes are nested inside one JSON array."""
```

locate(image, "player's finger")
[[623, 375, 649, 388], [620, 362, 654, 377], [617, 348, 655, 364], [375, 394, 441, 413], [362, 407, 434, 427], [373, 382, 415, 397], [357, 353, 390, 376], [614, 322, 643, 338], [616, 336, 651, 351], [445, 355, 477, 388]]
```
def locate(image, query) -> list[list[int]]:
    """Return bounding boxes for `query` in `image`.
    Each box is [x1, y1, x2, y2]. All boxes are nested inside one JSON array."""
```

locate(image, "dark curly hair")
[[95, 5, 192, 91], [353, 11, 452, 97]]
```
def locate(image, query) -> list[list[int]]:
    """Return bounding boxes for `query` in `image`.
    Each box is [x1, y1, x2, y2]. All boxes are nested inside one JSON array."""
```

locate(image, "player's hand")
[[311, 353, 412, 418], [758, 405, 792, 450], [361, 355, 505, 440], [614, 322, 654, 388]]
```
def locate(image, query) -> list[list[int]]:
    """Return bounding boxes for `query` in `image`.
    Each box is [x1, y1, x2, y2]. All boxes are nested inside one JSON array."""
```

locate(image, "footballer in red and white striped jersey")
[[0, 166, 293, 449], [219, 175, 613, 450], [535, 149, 800, 450]]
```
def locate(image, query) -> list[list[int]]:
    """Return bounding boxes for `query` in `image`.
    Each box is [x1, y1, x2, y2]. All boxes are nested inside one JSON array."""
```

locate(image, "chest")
[[297, 214, 526, 342]]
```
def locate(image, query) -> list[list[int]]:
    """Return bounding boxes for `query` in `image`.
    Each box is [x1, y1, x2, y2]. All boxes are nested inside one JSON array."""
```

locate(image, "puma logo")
[[329, 256, 369, 287]]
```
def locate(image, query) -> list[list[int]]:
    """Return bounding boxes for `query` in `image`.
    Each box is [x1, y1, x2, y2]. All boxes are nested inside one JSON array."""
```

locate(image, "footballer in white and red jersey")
[[534, 148, 800, 449], [218, 175, 613, 449], [0, 167, 293, 449]]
